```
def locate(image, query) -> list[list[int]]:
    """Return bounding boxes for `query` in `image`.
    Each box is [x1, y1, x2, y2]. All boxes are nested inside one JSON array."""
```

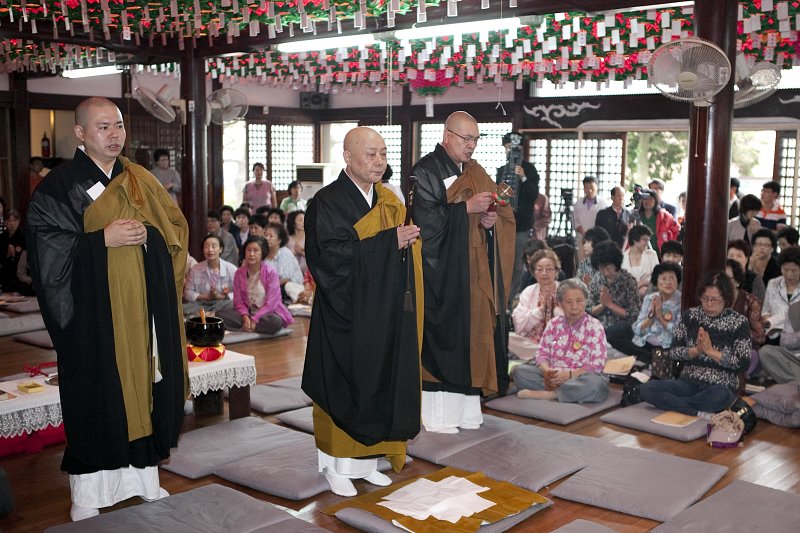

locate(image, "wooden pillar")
[[11, 75, 31, 214], [207, 77, 224, 210], [180, 51, 208, 259], [681, 0, 737, 308]]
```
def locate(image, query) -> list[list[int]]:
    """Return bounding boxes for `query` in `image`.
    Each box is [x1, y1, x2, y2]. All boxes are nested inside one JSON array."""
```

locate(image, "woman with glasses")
[[749, 228, 780, 287], [639, 271, 750, 417], [511, 249, 563, 359]]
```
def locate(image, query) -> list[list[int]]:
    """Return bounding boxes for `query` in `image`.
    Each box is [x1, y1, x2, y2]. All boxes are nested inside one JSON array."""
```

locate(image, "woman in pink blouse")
[[511, 249, 564, 358], [217, 236, 293, 334], [511, 278, 610, 403], [242, 162, 274, 211]]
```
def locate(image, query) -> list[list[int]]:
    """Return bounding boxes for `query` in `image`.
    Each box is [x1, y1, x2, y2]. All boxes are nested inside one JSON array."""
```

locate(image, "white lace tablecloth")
[[0, 377, 62, 438], [188, 350, 256, 397]]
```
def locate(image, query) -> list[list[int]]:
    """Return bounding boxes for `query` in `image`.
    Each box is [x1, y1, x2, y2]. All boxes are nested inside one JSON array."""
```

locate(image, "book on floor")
[[603, 356, 636, 376], [651, 411, 699, 427]]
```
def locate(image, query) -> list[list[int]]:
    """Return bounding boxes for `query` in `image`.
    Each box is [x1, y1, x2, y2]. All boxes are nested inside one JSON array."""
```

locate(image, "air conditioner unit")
[[295, 163, 337, 200]]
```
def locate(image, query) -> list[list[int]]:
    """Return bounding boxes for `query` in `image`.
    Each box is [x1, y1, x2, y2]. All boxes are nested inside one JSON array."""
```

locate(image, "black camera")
[[561, 188, 574, 206], [631, 184, 644, 204]]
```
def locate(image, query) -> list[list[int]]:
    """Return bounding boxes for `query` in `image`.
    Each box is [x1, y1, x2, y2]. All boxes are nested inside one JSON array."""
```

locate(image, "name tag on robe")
[[443, 175, 458, 190], [86, 181, 105, 201]]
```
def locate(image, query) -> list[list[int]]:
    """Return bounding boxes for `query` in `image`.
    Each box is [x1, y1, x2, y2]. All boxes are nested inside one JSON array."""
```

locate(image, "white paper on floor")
[[377, 475, 495, 524]]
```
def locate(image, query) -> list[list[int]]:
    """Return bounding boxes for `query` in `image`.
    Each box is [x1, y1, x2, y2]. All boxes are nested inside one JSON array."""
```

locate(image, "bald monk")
[[411, 111, 516, 433], [302, 127, 423, 496], [27, 97, 189, 521]]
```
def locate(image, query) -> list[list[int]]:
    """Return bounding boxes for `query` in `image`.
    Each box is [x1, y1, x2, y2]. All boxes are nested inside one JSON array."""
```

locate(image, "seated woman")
[[519, 239, 567, 292], [727, 239, 766, 301], [725, 259, 765, 380], [640, 271, 751, 417], [749, 228, 781, 286], [264, 222, 304, 301], [511, 278, 609, 403], [576, 226, 610, 286], [622, 225, 660, 296], [512, 249, 564, 359], [762, 246, 800, 336], [183, 234, 237, 315], [615, 262, 682, 365], [217, 236, 294, 334], [588, 240, 641, 330], [286, 210, 307, 274]]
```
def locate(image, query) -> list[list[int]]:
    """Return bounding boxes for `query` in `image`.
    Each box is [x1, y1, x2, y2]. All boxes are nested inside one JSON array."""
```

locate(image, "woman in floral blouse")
[[640, 271, 751, 416], [588, 240, 641, 330], [512, 249, 564, 353], [512, 278, 609, 403]]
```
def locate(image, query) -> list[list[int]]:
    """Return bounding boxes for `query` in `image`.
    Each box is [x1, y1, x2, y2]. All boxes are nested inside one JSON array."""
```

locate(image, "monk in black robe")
[[27, 97, 188, 521], [411, 111, 515, 433], [302, 127, 423, 497]]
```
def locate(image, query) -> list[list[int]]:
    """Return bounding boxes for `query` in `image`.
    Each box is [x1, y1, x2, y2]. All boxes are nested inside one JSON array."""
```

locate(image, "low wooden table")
[[188, 349, 256, 419]]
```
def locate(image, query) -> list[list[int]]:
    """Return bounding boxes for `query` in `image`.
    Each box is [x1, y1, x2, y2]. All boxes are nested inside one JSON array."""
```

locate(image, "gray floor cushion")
[[214, 422, 405, 500], [250, 383, 312, 414], [224, 328, 292, 344], [0, 314, 45, 336], [407, 414, 524, 464], [439, 425, 615, 491], [551, 446, 728, 522], [485, 388, 623, 425], [2, 299, 40, 314], [269, 376, 304, 389], [161, 417, 289, 479], [751, 381, 800, 427], [653, 480, 800, 532], [44, 483, 325, 532], [12, 329, 54, 348], [551, 519, 619, 533], [600, 402, 709, 441], [335, 500, 552, 533], [276, 406, 315, 433]]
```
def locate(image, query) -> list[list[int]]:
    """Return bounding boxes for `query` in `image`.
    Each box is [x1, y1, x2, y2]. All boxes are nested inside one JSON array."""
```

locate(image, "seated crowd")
[[508, 177, 800, 411]]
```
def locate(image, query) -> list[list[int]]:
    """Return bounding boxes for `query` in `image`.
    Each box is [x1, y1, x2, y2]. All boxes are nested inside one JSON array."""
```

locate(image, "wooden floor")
[[1, 316, 799, 532]]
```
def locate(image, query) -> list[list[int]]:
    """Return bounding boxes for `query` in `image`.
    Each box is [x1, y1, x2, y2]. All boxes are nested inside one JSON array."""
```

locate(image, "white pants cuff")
[[421, 391, 483, 431], [70, 466, 160, 508], [317, 450, 378, 479]]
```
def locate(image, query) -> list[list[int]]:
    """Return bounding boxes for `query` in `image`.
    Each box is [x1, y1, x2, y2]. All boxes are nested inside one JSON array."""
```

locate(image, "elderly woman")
[[512, 278, 609, 402], [640, 271, 751, 416], [762, 246, 800, 333], [588, 240, 641, 330], [264, 222, 304, 301], [512, 249, 564, 357], [760, 247, 800, 383], [217, 236, 293, 334], [576, 226, 610, 286], [608, 262, 682, 365], [727, 239, 766, 301], [183, 234, 237, 315], [622, 225, 660, 296]]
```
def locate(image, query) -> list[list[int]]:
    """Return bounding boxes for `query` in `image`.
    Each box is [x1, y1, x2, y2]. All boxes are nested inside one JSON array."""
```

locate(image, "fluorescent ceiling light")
[[61, 65, 121, 79], [277, 34, 375, 53], [395, 17, 520, 40]]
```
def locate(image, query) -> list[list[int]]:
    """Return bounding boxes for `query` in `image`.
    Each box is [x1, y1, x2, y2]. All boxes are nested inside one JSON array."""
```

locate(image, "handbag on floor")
[[650, 347, 681, 380]]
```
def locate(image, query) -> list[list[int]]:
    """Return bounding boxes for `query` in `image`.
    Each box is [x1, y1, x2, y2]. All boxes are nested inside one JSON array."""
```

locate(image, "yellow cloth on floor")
[[313, 404, 407, 472], [323, 466, 548, 532]]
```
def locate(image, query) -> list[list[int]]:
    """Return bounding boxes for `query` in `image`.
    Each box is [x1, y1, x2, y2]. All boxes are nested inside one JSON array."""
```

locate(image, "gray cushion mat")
[[224, 328, 292, 344], [0, 314, 45, 336], [551, 519, 618, 533], [407, 414, 525, 464], [485, 388, 623, 425], [653, 480, 800, 532], [44, 483, 326, 532], [600, 402, 709, 441], [752, 381, 800, 428], [161, 417, 290, 479], [551, 446, 728, 522], [335, 500, 552, 533], [276, 406, 315, 433], [249, 383, 312, 414], [438, 425, 615, 491], [12, 328, 54, 348]]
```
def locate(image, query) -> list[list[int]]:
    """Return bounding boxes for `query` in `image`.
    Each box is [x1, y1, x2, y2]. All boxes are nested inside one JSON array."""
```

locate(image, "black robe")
[[301, 171, 420, 446], [411, 144, 474, 393], [27, 148, 185, 474]]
